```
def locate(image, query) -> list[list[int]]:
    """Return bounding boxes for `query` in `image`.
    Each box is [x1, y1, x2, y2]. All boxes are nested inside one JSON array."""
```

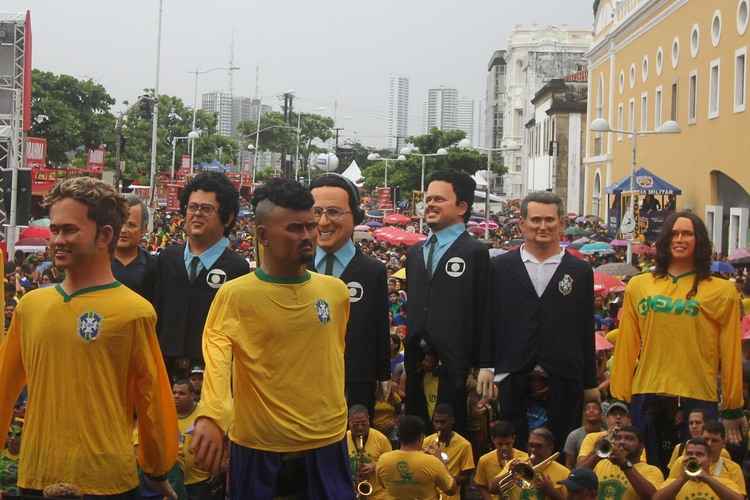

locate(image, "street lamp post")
[[170, 136, 189, 179], [366, 153, 406, 210], [459, 138, 505, 240], [400, 146, 449, 233], [589, 118, 681, 264], [187, 130, 200, 175], [245, 124, 299, 184], [148, 0, 164, 211]]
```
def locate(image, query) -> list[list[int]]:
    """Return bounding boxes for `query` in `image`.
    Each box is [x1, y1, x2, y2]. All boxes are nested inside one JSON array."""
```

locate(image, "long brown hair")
[[653, 211, 712, 299]]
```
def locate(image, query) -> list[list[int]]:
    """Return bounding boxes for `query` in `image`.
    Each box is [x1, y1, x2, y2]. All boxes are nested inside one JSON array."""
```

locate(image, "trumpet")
[[684, 457, 703, 478], [495, 452, 560, 494], [437, 439, 449, 464], [354, 435, 373, 497], [596, 427, 620, 459]]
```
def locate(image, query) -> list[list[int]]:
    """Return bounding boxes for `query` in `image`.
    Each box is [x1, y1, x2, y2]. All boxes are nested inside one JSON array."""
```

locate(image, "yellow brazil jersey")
[[473, 448, 529, 500], [373, 394, 401, 433], [198, 269, 350, 452], [376, 449, 455, 500], [660, 476, 742, 499], [424, 372, 439, 419], [503, 460, 569, 500], [178, 404, 211, 486], [346, 429, 393, 500], [578, 431, 647, 462], [611, 273, 743, 409], [594, 460, 664, 500], [0, 283, 177, 495], [423, 432, 475, 500], [668, 456, 746, 495], [668, 443, 730, 470]]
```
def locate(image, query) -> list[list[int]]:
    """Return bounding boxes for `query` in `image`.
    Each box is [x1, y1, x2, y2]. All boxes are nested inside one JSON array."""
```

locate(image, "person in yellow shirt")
[[376, 415, 457, 500], [577, 402, 640, 468], [611, 212, 747, 472], [346, 404, 392, 500], [190, 178, 353, 499], [491, 427, 570, 500], [422, 404, 475, 499], [667, 421, 746, 495], [655, 438, 743, 500], [591, 426, 664, 500], [473, 420, 528, 499], [172, 380, 211, 500], [0, 177, 177, 498], [667, 409, 707, 470]]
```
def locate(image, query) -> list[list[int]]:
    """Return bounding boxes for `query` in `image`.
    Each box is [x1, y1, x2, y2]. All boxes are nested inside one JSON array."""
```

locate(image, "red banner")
[[87, 148, 106, 169], [22, 11, 32, 131], [375, 187, 393, 209], [166, 183, 181, 211], [25, 137, 46, 169]]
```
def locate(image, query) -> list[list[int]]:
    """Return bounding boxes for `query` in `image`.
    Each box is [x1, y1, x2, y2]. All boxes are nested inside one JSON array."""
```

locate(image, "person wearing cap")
[[591, 425, 664, 500], [474, 421, 528, 499], [577, 402, 644, 468], [560, 468, 598, 500], [310, 174, 390, 417], [654, 438, 743, 500], [189, 366, 204, 400]]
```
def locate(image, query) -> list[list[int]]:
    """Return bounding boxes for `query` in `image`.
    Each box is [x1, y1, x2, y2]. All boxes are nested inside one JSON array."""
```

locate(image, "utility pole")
[[334, 127, 344, 149], [281, 92, 295, 178]]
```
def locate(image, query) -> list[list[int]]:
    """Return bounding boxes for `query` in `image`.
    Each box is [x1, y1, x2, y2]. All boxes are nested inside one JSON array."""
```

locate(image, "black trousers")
[[346, 381, 376, 418], [406, 369, 469, 437], [498, 371, 583, 452]]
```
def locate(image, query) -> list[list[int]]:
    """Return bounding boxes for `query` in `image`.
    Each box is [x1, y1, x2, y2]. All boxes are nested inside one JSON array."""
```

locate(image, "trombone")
[[354, 435, 373, 497], [495, 452, 561, 494]]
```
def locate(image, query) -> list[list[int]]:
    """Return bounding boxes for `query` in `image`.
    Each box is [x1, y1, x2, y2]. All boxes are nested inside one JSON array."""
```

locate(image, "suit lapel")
[[510, 250, 538, 297], [340, 246, 361, 282], [540, 252, 572, 299]]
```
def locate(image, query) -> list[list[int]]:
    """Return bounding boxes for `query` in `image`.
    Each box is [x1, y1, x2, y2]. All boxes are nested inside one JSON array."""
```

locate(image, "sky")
[[3, 0, 593, 148]]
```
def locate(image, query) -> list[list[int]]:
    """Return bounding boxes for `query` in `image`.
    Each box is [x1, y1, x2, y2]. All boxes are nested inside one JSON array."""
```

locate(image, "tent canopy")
[[606, 167, 682, 195], [341, 160, 363, 186]]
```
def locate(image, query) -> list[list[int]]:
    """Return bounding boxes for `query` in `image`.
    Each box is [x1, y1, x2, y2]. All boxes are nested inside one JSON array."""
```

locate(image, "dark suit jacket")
[[487, 249, 597, 388], [338, 247, 390, 384], [153, 244, 249, 360]]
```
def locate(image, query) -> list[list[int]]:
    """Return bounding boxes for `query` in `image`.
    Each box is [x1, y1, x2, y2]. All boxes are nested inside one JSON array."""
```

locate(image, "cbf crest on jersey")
[[78, 311, 102, 342], [315, 299, 331, 325]]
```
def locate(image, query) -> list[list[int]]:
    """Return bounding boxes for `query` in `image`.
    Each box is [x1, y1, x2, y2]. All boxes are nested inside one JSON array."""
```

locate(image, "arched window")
[[592, 172, 602, 217]]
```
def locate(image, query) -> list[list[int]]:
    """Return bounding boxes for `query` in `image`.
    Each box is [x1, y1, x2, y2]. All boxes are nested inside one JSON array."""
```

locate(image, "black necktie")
[[426, 235, 438, 278], [324, 253, 335, 276], [188, 256, 201, 283]]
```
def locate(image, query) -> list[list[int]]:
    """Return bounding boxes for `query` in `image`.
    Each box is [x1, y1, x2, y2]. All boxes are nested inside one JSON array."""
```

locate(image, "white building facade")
[[386, 76, 409, 151], [457, 99, 475, 145]]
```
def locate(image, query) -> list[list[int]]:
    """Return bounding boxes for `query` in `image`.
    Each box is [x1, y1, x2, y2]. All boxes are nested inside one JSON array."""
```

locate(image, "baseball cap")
[[606, 401, 629, 416], [559, 468, 598, 492], [190, 366, 204, 375]]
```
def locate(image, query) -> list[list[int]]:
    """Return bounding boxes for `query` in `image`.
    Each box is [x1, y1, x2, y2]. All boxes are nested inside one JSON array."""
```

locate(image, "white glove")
[[477, 368, 496, 400]]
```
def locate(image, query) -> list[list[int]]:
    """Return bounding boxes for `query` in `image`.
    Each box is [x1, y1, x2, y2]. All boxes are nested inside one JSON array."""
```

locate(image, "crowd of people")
[[0, 168, 748, 500]]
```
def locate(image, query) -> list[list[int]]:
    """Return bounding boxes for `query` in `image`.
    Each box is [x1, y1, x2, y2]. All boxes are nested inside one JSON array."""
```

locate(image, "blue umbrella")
[[366, 220, 383, 228], [711, 261, 736, 274], [580, 242, 613, 255]]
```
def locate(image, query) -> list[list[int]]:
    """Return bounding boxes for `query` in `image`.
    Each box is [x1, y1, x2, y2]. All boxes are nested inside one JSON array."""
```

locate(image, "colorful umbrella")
[[594, 272, 626, 294], [354, 225, 371, 232], [16, 237, 49, 247], [711, 261, 736, 274], [30, 217, 51, 228], [631, 243, 655, 256], [566, 248, 586, 260], [610, 239, 629, 247], [569, 237, 592, 249], [565, 226, 588, 237], [742, 315, 750, 340], [595, 262, 640, 277], [20, 226, 51, 240], [383, 213, 411, 225], [595, 332, 614, 351], [391, 268, 406, 280], [366, 220, 383, 228], [729, 248, 750, 265], [580, 242, 613, 255]]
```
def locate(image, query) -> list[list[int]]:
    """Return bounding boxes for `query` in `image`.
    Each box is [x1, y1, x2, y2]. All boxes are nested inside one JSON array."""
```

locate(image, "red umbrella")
[[742, 315, 750, 340], [595, 332, 614, 351], [373, 226, 426, 247], [594, 272, 626, 294], [383, 213, 411, 225], [566, 248, 586, 260], [631, 243, 655, 256], [16, 237, 49, 247], [20, 226, 51, 240]]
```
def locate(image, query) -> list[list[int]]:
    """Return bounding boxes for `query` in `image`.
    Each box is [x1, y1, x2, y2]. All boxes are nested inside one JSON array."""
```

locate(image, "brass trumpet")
[[354, 435, 373, 497], [496, 452, 561, 494], [596, 427, 620, 459], [684, 457, 703, 478], [437, 439, 449, 464]]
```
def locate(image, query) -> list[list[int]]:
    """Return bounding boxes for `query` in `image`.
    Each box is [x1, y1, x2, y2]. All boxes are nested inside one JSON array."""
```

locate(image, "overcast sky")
[[4, 0, 593, 148]]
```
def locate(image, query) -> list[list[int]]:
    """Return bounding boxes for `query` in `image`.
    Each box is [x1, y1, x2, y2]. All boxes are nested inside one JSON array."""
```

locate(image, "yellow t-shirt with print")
[[473, 448, 529, 499], [177, 404, 211, 486], [424, 372, 439, 419], [346, 429, 393, 500], [660, 476, 742, 499], [500, 459, 570, 500], [423, 432, 475, 500], [376, 449, 454, 500], [667, 443, 730, 471], [578, 431, 647, 462], [594, 460, 664, 500], [668, 456, 746, 495]]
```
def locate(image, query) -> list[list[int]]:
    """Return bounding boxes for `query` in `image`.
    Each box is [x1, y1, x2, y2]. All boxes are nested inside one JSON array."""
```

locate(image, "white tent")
[[341, 160, 364, 187]]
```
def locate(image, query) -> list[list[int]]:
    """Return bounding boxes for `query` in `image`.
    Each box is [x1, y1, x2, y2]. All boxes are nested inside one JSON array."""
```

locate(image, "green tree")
[[29, 70, 117, 165]]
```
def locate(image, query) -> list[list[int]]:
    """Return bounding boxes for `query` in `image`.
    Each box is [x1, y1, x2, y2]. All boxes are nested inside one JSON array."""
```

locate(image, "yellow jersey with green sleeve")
[[594, 460, 664, 500], [660, 476, 742, 499], [198, 268, 350, 452], [0, 283, 177, 495], [610, 272, 743, 411], [668, 455, 746, 495], [423, 432, 475, 500], [376, 449, 455, 500], [473, 448, 528, 499]]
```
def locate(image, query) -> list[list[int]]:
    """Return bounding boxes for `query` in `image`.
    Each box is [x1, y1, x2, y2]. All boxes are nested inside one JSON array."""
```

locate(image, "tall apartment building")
[[386, 76, 409, 151], [201, 91, 234, 137], [457, 99, 475, 145], [424, 87, 459, 132], [485, 25, 592, 199], [485, 50, 508, 153]]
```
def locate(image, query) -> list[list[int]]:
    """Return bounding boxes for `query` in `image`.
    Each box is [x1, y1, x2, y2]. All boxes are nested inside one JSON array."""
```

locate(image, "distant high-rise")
[[424, 87, 459, 133], [386, 76, 409, 151], [457, 99, 475, 145], [202, 91, 234, 137]]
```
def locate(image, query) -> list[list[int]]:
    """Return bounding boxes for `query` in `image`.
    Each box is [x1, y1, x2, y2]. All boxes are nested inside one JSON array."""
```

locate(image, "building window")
[[597, 76, 604, 118], [629, 64, 636, 88], [592, 172, 602, 217], [656, 47, 664, 75], [735, 47, 747, 112], [619, 70, 625, 94], [672, 37, 681, 68], [709, 58, 720, 119], [641, 93, 649, 130], [514, 109, 523, 136], [642, 56, 649, 82], [712, 10, 723, 47], [739, 0, 749, 35], [688, 70, 698, 123], [671, 81, 679, 121], [691, 24, 701, 58], [655, 86, 663, 128], [617, 103, 625, 141], [628, 98, 636, 132]]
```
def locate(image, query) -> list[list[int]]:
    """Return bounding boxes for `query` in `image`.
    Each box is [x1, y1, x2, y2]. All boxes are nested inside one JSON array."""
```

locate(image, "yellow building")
[[585, 0, 750, 254]]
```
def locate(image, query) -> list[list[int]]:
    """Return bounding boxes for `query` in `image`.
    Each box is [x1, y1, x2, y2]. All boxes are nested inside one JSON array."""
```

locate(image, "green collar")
[[55, 281, 121, 303], [254, 268, 311, 284], [667, 271, 696, 283]]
